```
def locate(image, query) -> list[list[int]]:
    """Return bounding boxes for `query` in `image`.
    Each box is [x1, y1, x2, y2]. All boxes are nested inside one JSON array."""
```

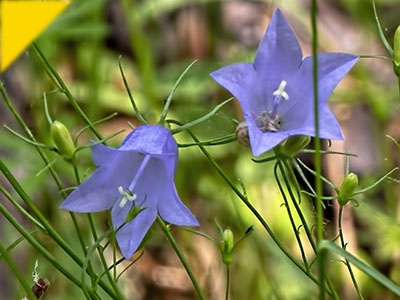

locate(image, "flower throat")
[[118, 154, 151, 208], [255, 80, 289, 132]]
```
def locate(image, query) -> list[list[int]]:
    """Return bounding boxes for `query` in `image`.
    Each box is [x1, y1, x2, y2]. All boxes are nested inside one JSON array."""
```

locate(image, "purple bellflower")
[[210, 9, 358, 157], [61, 125, 199, 259]]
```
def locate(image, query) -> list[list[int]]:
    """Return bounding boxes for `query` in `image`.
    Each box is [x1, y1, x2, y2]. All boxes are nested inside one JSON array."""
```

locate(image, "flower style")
[[61, 125, 199, 259], [210, 9, 358, 157]]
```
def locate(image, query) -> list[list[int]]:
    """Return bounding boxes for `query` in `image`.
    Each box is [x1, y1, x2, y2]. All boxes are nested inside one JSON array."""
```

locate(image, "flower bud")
[[279, 135, 311, 157], [220, 229, 234, 265], [394, 25, 400, 77], [337, 172, 358, 206], [235, 122, 250, 146], [50, 121, 75, 159]]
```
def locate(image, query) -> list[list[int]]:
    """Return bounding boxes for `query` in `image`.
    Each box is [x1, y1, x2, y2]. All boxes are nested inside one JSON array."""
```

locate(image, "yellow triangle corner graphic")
[[0, 0, 70, 71]]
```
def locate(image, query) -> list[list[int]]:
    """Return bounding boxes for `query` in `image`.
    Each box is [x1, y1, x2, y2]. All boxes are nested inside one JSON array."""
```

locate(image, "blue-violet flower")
[[210, 9, 358, 157], [61, 125, 199, 259]]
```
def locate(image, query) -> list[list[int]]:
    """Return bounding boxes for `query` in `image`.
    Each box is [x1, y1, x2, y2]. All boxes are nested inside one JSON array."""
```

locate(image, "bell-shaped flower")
[[61, 125, 199, 259], [210, 9, 358, 157]]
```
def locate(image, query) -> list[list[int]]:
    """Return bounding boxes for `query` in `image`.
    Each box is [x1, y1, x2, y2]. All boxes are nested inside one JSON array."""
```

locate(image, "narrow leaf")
[[319, 240, 400, 296]]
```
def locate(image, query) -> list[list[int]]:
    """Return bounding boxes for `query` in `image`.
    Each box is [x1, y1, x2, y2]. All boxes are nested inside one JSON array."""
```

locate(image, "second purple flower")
[[61, 125, 199, 259]]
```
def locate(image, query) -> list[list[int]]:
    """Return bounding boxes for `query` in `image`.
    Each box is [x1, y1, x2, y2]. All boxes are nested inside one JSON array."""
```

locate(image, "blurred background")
[[0, 0, 400, 299]]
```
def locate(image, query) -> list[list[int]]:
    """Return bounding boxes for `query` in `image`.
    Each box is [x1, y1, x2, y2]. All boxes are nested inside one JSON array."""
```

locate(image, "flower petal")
[[60, 151, 143, 213], [119, 125, 177, 156], [60, 167, 118, 212], [114, 205, 157, 259], [278, 53, 358, 133], [319, 105, 343, 140], [278, 105, 343, 140], [91, 143, 118, 167], [210, 62, 256, 112], [158, 182, 199, 226], [292, 53, 359, 105], [254, 9, 302, 78]]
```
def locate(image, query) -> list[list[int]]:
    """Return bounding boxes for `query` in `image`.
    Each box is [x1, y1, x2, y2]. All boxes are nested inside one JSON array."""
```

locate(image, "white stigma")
[[273, 80, 289, 100], [118, 186, 137, 208]]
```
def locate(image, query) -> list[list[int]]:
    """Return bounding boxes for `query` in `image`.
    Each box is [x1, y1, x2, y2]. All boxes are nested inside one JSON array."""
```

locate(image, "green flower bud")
[[50, 121, 75, 159], [220, 229, 234, 265], [279, 135, 311, 158], [394, 25, 400, 77], [337, 172, 359, 206]]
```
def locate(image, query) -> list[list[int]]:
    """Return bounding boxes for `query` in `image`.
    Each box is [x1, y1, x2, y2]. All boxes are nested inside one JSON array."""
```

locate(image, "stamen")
[[118, 186, 137, 208], [273, 80, 289, 100]]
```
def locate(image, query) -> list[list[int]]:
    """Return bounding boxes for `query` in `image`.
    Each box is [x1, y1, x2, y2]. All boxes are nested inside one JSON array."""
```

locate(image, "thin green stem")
[[32, 43, 104, 141], [0, 230, 41, 260], [372, 0, 393, 56], [280, 160, 317, 252], [159, 60, 197, 125], [311, 1, 326, 297], [338, 207, 364, 300], [0, 242, 38, 300], [74, 112, 118, 145], [178, 134, 236, 148], [97, 247, 125, 300], [398, 77, 400, 103], [170, 97, 234, 135], [116, 251, 143, 282], [0, 185, 46, 231], [3, 125, 56, 150], [359, 55, 392, 61], [118, 57, 147, 125], [156, 217, 206, 300], [43, 92, 53, 125], [225, 265, 230, 300], [274, 162, 309, 270]]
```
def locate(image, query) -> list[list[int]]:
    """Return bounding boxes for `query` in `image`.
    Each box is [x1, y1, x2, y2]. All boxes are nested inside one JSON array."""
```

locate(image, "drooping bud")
[[394, 25, 400, 77], [337, 173, 359, 206], [220, 229, 234, 265], [279, 135, 311, 158], [50, 121, 75, 160], [235, 122, 250, 146]]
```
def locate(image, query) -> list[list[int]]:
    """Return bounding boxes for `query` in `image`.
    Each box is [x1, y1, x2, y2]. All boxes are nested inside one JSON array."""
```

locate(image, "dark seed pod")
[[25, 278, 50, 300]]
